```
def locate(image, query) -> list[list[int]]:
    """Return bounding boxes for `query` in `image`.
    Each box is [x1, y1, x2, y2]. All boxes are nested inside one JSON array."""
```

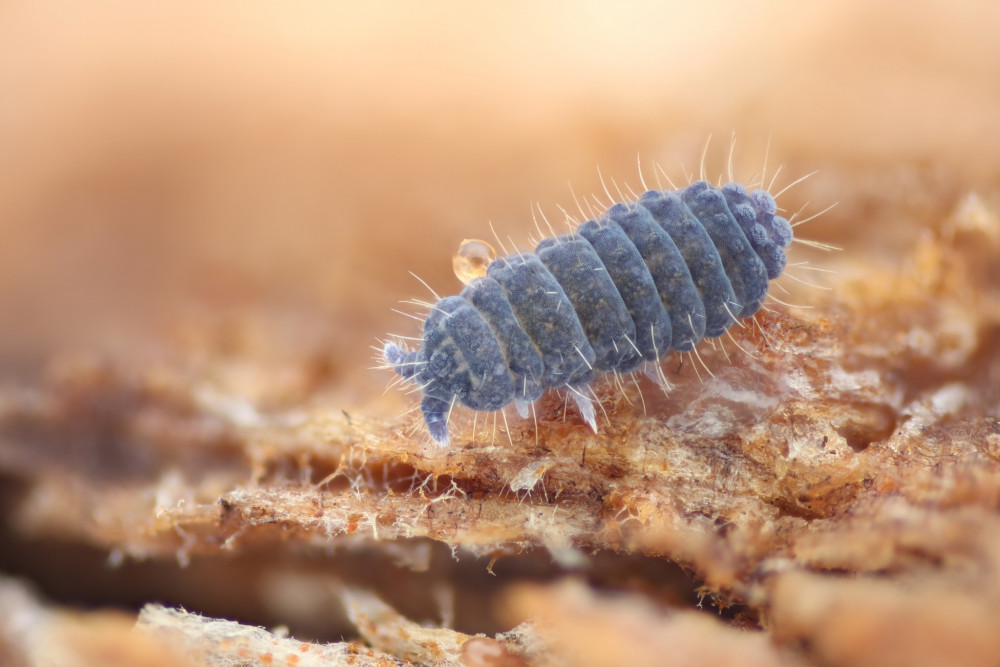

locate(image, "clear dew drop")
[[452, 238, 496, 285]]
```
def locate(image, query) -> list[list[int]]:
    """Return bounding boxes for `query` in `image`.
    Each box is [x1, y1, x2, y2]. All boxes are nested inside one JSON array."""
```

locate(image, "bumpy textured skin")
[[576, 219, 672, 361], [487, 254, 596, 390], [638, 190, 737, 338], [604, 202, 706, 352], [721, 182, 792, 280], [682, 182, 770, 319], [385, 181, 795, 445], [536, 235, 640, 373], [461, 277, 545, 404]]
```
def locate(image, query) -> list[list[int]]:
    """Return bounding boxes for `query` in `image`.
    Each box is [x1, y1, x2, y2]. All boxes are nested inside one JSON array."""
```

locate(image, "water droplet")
[[452, 239, 496, 285]]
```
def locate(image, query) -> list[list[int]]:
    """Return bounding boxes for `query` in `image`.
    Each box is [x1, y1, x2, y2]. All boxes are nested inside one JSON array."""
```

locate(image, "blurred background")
[[0, 0, 998, 644]]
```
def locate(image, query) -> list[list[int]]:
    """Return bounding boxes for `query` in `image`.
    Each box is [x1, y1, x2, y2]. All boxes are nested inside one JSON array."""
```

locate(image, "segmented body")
[[385, 179, 793, 445]]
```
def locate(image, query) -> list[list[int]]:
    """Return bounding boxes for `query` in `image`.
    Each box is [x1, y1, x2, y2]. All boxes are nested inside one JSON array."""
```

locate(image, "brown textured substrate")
[[2, 1, 1000, 666]]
